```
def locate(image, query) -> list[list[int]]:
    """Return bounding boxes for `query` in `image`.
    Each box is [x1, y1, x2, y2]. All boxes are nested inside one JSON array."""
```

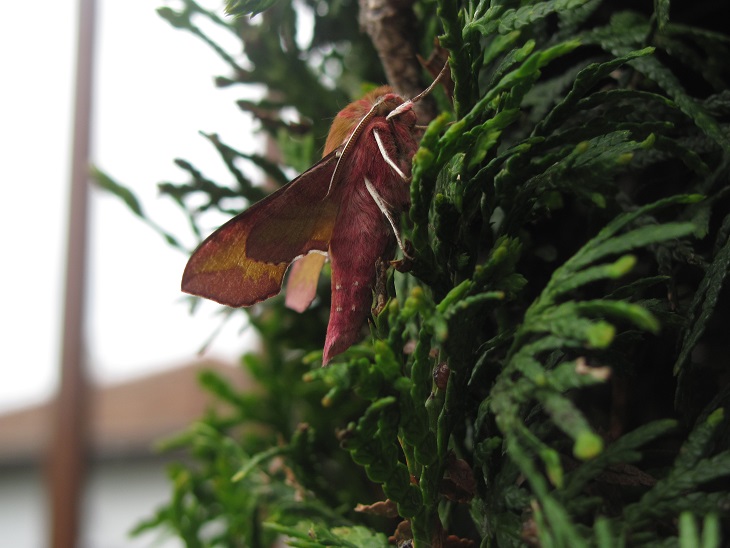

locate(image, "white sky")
[[1, 0, 261, 412]]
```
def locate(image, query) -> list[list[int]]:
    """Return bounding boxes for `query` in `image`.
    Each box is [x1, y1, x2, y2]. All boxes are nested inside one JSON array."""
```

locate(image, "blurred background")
[[1, 0, 258, 545]]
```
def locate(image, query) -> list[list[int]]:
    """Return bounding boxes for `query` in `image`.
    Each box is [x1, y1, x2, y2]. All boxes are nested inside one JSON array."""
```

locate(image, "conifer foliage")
[[102, 0, 730, 545]]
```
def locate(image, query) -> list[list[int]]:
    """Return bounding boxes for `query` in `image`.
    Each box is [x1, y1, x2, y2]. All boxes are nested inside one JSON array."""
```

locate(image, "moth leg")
[[391, 240, 415, 273], [364, 177, 412, 259], [373, 129, 410, 183], [372, 257, 389, 317]]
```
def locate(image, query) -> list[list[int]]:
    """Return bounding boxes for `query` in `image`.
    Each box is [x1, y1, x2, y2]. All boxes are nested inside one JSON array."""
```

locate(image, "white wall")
[[82, 459, 183, 548], [0, 467, 46, 547], [0, 460, 183, 548]]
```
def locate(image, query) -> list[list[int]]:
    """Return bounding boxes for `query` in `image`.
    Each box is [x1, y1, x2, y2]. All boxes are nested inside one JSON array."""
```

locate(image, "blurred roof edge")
[[0, 358, 251, 467]]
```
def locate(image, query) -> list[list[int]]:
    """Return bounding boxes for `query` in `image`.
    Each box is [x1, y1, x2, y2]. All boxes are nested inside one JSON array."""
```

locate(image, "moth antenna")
[[409, 61, 450, 105], [364, 177, 412, 259], [387, 61, 450, 120], [373, 129, 410, 182]]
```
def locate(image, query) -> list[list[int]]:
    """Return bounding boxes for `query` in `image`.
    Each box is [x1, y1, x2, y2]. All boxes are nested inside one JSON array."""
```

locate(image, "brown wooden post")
[[48, 0, 96, 545]]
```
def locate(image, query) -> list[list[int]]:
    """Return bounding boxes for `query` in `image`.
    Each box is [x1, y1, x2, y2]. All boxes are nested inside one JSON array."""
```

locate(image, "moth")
[[182, 70, 445, 363]]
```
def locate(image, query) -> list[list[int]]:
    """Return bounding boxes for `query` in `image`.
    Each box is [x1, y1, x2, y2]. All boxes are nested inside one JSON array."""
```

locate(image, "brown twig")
[[358, 0, 437, 121]]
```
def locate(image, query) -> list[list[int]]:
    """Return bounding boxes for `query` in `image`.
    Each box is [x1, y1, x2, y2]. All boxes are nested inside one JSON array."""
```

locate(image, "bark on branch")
[[358, 0, 437, 121]]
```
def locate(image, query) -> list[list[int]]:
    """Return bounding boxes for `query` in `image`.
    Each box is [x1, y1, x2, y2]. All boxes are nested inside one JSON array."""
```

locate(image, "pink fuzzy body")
[[322, 94, 419, 363]]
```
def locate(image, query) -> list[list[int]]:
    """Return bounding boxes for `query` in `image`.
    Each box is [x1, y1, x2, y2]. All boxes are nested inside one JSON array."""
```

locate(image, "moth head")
[[372, 93, 416, 129], [385, 98, 415, 124], [323, 63, 449, 155], [324, 87, 410, 154]]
